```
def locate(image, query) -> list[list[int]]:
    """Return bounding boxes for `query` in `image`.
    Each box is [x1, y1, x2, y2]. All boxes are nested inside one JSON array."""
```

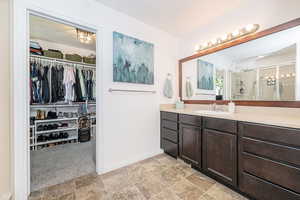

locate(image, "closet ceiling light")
[[194, 24, 259, 53], [76, 28, 95, 44]]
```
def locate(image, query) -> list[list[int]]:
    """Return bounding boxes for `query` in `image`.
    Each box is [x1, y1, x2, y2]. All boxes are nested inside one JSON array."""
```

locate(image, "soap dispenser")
[[175, 97, 184, 109], [228, 100, 235, 113]]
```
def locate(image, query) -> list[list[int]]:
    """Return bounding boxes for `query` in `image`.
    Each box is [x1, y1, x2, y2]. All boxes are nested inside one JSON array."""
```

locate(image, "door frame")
[[12, 6, 105, 199]]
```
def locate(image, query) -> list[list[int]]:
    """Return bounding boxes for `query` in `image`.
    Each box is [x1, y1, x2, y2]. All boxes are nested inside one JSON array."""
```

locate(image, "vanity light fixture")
[[194, 24, 260, 52]]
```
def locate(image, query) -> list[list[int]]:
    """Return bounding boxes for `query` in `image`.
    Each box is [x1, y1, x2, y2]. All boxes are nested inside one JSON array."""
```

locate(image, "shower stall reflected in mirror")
[[231, 63, 296, 101]]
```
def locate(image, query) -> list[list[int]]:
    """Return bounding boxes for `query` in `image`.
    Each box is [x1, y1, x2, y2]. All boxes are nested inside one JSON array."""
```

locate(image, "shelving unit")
[[30, 102, 96, 109], [35, 117, 79, 123], [29, 55, 97, 150], [36, 137, 78, 146], [35, 127, 78, 135], [30, 113, 96, 150], [30, 55, 96, 68]]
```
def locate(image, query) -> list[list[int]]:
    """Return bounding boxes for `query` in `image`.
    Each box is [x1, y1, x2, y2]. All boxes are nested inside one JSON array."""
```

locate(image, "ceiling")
[[30, 15, 96, 51], [96, 0, 241, 37]]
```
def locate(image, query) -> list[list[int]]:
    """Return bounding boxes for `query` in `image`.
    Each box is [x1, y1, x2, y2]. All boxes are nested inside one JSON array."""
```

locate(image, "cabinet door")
[[179, 124, 201, 166], [203, 129, 237, 186]]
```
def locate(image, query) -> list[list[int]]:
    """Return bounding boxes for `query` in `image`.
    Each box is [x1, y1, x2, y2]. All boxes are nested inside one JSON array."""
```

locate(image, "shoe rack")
[[30, 104, 96, 151]]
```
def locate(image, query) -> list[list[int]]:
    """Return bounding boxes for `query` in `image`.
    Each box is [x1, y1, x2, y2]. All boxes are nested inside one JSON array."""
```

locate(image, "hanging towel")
[[163, 78, 173, 99], [186, 79, 193, 98]]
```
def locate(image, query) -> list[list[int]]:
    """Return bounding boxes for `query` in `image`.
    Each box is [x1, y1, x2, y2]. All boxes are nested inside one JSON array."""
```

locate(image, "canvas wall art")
[[197, 59, 214, 90], [113, 32, 154, 85]]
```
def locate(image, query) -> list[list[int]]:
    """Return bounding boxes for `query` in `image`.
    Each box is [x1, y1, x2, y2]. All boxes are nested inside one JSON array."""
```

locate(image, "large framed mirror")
[[179, 18, 300, 107]]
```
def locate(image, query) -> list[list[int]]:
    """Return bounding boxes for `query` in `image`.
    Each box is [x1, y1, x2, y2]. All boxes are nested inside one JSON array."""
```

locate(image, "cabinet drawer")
[[179, 114, 202, 127], [161, 139, 178, 157], [240, 172, 300, 200], [161, 120, 178, 131], [162, 128, 178, 143], [204, 117, 237, 134], [161, 111, 178, 121], [240, 122, 300, 147], [242, 137, 300, 167], [242, 152, 300, 193]]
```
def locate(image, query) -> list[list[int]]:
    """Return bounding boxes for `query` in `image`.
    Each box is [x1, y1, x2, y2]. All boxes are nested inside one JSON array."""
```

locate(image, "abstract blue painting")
[[197, 59, 214, 90], [113, 32, 154, 84]]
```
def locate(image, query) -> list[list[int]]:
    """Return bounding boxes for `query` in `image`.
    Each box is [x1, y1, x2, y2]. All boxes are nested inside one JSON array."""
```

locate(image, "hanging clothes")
[[51, 66, 59, 102], [30, 57, 96, 104], [78, 68, 87, 99], [63, 66, 76, 102], [92, 70, 96, 101], [30, 60, 42, 103], [74, 68, 83, 102], [40, 66, 50, 103]]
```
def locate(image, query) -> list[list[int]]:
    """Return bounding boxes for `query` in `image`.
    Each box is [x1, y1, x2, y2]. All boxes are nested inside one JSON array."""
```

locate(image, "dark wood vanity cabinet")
[[160, 111, 300, 200], [238, 122, 300, 200], [160, 111, 179, 157], [203, 117, 238, 186], [179, 114, 202, 166]]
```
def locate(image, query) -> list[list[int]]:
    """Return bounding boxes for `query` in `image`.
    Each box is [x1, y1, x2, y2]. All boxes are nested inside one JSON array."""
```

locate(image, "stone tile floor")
[[29, 154, 248, 200]]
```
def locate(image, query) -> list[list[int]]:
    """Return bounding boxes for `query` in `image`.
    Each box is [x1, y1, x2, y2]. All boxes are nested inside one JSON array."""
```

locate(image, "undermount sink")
[[194, 110, 232, 115]]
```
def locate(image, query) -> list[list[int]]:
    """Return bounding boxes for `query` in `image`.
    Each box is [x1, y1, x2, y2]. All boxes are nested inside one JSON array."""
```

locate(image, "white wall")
[[179, 0, 300, 58], [0, 0, 11, 199], [12, 0, 179, 199]]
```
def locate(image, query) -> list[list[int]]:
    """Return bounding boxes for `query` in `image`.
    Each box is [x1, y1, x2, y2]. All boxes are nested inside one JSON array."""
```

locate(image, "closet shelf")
[[35, 117, 78, 123], [30, 103, 96, 108], [30, 55, 96, 68], [36, 127, 78, 135], [35, 137, 77, 146]]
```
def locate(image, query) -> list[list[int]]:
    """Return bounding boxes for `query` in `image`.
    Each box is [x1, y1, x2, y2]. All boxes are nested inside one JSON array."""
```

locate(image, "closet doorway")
[[29, 14, 97, 193]]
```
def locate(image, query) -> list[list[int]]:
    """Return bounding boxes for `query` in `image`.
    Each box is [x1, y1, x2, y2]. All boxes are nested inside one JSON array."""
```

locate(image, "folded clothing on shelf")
[[44, 49, 63, 59], [30, 41, 43, 56]]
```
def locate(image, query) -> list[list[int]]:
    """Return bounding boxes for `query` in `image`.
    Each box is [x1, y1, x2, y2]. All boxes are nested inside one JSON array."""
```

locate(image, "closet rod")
[[108, 88, 156, 94], [30, 55, 96, 68]]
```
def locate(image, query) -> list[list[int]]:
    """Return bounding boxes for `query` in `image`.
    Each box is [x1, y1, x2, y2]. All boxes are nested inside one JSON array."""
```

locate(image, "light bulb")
[[292, 73, 296, 77], [246, 24, 255, 32], [221, 35, 228, 41], [217, 38, 222, 44], [286, 74, 290, 78], [232, 30, 240, 37], [202, 42, 208, 48], [211, 39, 217, 45]]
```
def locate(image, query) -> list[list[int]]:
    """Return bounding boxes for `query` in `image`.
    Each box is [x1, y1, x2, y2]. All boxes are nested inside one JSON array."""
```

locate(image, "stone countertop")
[[160, 104, 300, 129]]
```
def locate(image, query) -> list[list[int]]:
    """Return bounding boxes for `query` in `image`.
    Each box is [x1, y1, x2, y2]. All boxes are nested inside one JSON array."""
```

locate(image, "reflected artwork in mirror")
[[179, 18, 300, 107]]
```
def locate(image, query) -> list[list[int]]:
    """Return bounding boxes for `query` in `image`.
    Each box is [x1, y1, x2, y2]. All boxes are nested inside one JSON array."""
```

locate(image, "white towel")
[[163, 78, 173, 99], [186, 80, 193, 98]]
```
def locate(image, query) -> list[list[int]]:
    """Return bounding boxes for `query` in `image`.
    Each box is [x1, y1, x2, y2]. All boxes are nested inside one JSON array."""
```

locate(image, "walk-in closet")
[[29, 14, 97, 192]]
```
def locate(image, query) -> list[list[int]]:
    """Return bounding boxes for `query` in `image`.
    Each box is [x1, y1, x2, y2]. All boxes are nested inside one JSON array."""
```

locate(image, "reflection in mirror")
[[181, 25, 300, 101]]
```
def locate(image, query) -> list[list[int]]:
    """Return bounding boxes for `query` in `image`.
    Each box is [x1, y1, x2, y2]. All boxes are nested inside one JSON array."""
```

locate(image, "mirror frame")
[[179, 18, 300, 108]]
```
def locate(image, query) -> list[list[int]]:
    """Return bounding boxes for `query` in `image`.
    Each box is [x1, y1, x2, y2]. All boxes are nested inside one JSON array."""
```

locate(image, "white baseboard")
[[0, 193, 12, 200], [101, 150, 163, 174]]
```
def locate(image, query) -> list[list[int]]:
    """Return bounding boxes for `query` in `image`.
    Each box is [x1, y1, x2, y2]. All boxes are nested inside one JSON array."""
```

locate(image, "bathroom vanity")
[[160, 109, 300, 200]]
